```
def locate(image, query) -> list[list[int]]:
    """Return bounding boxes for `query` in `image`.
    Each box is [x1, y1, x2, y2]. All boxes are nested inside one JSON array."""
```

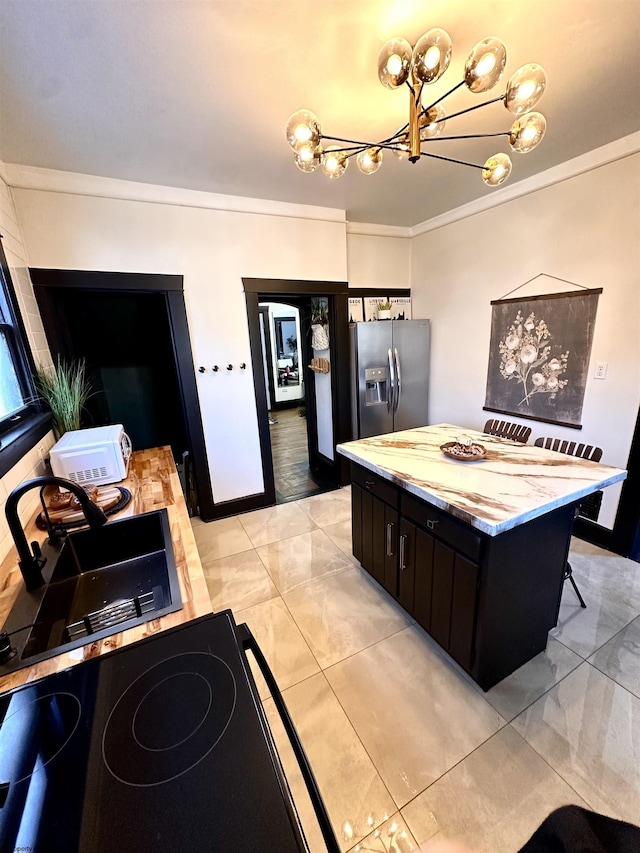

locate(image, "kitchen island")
[[337, 424, 627, 690], [0, 445, 211, 692]]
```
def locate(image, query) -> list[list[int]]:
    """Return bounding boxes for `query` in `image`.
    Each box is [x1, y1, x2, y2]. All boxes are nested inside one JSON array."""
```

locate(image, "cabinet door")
[[352, 484, 363, 565], [448, 553, 479, 671], [371, 495, 387, 588], [398, 519, 415, 613], [413, 526, 434, 632], [430, 540, 455, 651], [429, 539, 479, 672], [354, 486, 398, 594], [383, 505, 399, 599]]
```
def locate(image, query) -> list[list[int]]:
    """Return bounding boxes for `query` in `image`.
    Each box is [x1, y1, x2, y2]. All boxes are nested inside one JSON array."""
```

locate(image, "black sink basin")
[[1, 509, 182, 672]]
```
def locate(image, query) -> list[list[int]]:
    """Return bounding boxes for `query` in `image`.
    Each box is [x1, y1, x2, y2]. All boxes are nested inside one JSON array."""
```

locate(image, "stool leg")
[[565, 562, 587, 609]]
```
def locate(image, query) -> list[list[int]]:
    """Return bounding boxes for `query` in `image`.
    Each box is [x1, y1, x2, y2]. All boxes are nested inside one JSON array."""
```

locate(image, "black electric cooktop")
[[0, 612, 308, 852]]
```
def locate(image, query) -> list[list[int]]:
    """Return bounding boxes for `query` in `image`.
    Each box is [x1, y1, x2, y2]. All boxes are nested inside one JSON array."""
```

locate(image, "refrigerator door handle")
[[393, 347, 402, 414], [387, 347, 395, 414]]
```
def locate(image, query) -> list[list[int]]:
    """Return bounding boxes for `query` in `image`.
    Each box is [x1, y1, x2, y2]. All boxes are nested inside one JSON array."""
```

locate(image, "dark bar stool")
[[534, 436, 604, 609], [483, 418, 531, 443]]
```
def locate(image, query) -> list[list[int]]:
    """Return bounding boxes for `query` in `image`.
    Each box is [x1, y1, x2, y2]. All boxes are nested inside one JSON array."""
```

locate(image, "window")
[[0, 239, 46, 471]]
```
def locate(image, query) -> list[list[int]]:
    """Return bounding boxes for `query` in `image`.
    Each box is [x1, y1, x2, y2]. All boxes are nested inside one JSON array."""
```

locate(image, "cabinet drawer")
[[401, 493, 483, 563], [351, 464, 399, 509]]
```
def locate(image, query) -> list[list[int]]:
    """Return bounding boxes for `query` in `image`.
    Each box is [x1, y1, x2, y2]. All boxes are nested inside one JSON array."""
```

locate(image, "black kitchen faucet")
[[4, 476, 108, 591]]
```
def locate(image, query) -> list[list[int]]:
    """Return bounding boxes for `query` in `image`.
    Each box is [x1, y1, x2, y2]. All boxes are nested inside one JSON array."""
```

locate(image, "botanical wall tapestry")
[[483, 288, 602, 429]]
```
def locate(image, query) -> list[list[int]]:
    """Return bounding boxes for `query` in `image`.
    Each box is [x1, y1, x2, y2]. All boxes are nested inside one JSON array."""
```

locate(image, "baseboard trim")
[[573, 517, 614, 551], [200, 491, 274, 521]]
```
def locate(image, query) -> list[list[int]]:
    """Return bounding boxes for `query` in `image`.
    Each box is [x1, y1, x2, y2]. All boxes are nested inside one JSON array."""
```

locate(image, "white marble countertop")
[[337, 424, 627, 536]]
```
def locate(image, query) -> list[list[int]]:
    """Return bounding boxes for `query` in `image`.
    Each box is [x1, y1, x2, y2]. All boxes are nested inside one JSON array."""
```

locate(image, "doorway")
[[243, 278, 352, 510], [259, 298, 333, 503], [30, 269, 215, 519]]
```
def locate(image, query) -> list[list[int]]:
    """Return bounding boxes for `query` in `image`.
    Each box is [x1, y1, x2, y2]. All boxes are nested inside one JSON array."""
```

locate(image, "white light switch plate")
[[594, 361, 608, 380]]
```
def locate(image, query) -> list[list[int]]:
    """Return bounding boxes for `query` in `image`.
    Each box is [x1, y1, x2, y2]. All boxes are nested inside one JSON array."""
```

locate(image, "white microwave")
[[49, 424, 132, 486]]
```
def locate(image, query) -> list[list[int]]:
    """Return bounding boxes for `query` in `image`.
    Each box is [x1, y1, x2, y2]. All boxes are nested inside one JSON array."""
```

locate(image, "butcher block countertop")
[[0, 446, 211, 693]]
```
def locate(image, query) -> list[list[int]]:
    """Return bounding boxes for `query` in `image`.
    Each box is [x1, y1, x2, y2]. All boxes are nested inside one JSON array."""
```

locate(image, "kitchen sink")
[[1, 509, 182, 672]]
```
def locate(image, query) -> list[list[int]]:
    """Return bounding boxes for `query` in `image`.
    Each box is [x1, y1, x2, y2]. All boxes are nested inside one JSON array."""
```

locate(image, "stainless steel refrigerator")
[[350, 319, 431, 439]]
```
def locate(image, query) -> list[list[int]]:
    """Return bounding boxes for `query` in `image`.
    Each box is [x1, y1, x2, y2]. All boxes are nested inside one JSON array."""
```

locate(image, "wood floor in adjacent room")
[[269, 406, 325, 502]]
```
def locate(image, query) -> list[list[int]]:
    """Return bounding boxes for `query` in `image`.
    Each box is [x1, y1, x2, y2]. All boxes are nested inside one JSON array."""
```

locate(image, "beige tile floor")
[[194, 489, 640, 853]]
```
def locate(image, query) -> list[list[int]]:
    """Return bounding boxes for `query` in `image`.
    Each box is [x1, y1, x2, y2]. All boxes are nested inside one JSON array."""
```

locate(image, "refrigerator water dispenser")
[[364, 367, 388, 406]]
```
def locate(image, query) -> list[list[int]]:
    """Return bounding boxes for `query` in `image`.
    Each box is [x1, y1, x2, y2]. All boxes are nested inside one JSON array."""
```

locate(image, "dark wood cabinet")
[[350, 462, 575, 690], [397, 519, 415, 613], [351, 472, 399, 599], [398, 517, 479, 672]]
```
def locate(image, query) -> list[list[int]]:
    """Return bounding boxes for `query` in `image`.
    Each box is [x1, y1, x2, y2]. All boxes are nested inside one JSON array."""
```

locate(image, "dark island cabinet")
[[350, 463, 574, 690], [351, 466, 399, 599], [398, 517, 479, 672]]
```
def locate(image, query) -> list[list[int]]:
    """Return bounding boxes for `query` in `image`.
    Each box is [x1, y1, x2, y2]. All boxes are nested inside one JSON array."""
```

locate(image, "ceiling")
[[0, 0, 638, 227]]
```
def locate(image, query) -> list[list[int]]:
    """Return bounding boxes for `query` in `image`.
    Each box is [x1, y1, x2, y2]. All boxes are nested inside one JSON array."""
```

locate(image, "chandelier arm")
[[423, 132, 510, 141], [419, 150, 487, 171], [432, 93, 505, 123], [421, 80, 466, 115], [321, 134, 382, 148], [321, 137, 408, 154], [381, 124, 409, 144]]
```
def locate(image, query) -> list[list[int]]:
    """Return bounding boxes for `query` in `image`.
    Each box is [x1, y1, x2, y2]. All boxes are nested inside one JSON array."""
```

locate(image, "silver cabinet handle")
[[426, 519, 439, 531], [365, 480, 375, 489], [386, 522, 394, 557], [399, 533, 407, 571], [387, 347, 395, 414]]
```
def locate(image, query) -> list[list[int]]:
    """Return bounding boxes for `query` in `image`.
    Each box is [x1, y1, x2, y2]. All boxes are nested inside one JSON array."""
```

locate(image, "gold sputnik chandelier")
[[285, 29, 547, 187]]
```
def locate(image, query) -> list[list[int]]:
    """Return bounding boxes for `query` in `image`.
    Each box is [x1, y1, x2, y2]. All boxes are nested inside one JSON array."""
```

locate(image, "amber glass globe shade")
[[412, 29, 452, 84], [378, 38, 413, 89], [464, 38, 507, 93], [482, 153, 512, 186], [420, 105, 446, 139], [356, 147, 383, 175], [505, 64, 547, 116], [286, 109, 321, 152], [321, 145, 349, 179], [295, 143, 321, 172], [509, 113, 546, 153]]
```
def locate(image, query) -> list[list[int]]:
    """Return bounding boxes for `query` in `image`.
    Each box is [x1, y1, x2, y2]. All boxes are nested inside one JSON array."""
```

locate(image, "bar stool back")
[[483, 419, 531, 443], [534, 436, 604, 609]]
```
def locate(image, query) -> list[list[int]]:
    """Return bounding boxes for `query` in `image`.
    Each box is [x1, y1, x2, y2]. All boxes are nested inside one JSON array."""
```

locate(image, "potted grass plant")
[[377, 300, 392, 320], [35, 357, 93, 438]]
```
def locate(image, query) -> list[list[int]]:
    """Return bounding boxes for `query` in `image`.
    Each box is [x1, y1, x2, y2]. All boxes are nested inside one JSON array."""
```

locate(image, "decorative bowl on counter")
[[440, 440, 487, 461]]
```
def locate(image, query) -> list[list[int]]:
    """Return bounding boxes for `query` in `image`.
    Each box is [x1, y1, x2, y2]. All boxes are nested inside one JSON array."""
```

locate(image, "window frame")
[[0, 236, 50, 477]]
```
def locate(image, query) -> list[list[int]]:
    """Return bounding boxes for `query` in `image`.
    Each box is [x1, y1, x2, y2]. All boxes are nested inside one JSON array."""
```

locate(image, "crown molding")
[[2, 163, 347, 224], [410, 132, 640, 238], [5, 132, 638, 235], [346, 221, 411, 238]]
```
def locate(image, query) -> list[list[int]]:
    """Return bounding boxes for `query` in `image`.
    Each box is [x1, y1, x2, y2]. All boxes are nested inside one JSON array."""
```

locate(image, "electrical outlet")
[[594, 362, 608, 380]]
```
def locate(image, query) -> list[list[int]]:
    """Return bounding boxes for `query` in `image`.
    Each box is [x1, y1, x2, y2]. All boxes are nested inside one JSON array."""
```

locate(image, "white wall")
[[0, 169, 54, 562], [12, 185, 347, 504], [411, 153, 640, 529], [347, 232, 411, 290]]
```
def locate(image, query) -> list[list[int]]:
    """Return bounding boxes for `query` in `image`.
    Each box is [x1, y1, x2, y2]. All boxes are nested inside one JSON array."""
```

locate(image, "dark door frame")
[[258, 305, 277, 411], [243, 278, 351, 511], [29, 268, 215, 520]]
